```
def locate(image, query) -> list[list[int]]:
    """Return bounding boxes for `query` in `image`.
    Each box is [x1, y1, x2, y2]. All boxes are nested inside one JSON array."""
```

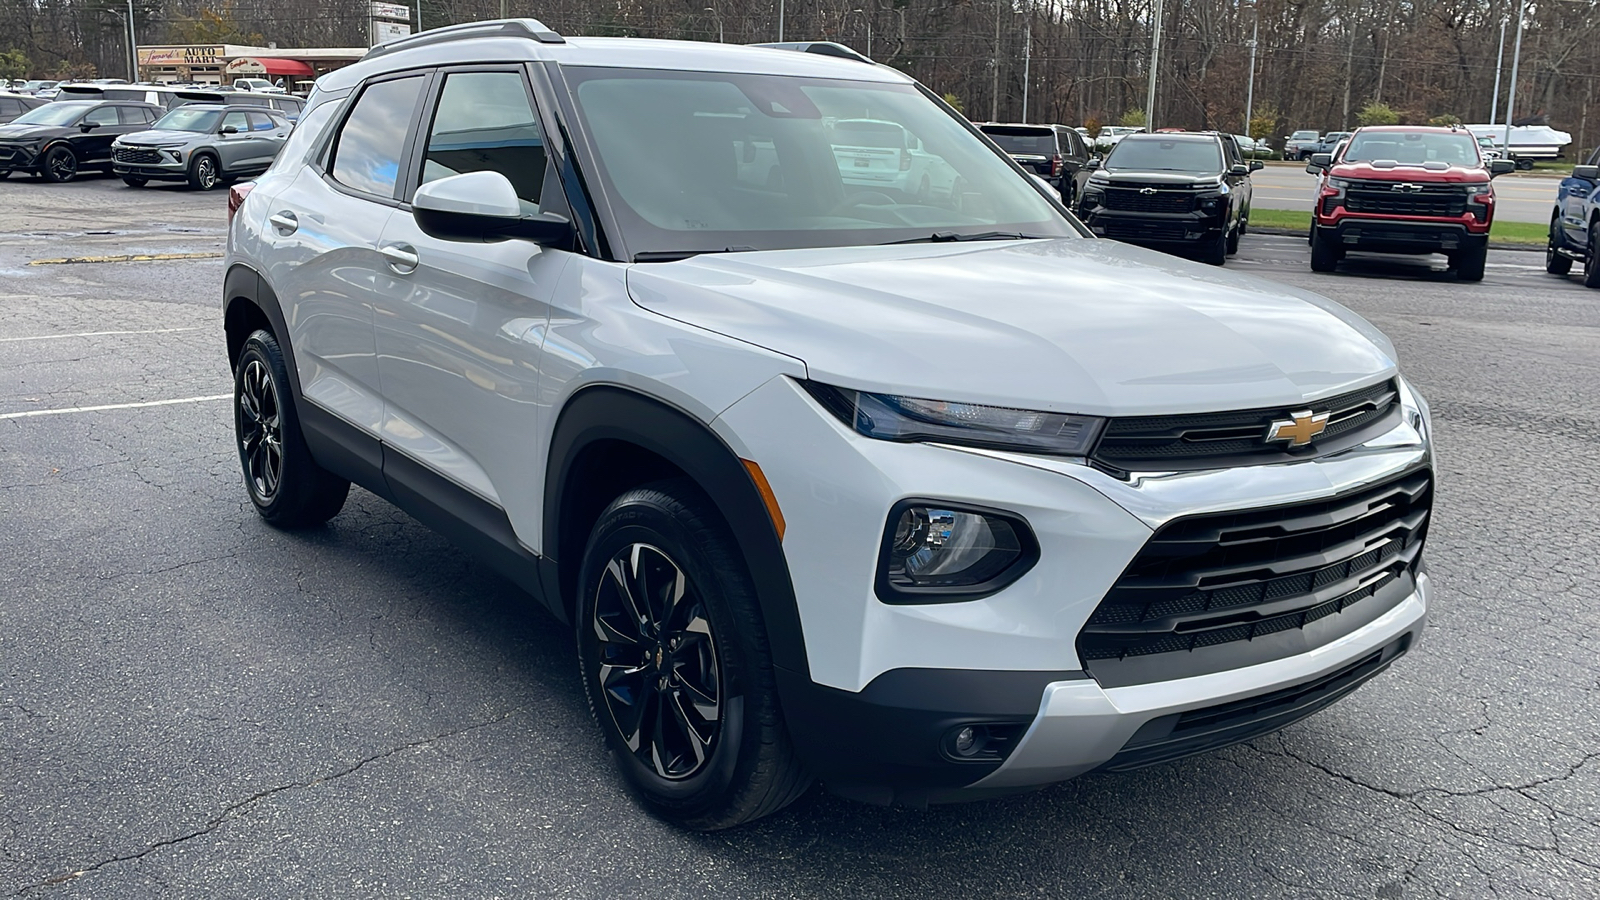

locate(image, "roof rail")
[[364, 18, 564, 60], [751, 41, 873, 64]]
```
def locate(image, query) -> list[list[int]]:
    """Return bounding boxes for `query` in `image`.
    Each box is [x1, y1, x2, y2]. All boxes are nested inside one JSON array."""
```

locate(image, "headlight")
[[1326, 176, 1354, 191], [878, 501, 1038, 602], [802, 381, 1105, 456], [1462, 184, 1490, 197], [1197, 193, 1223, 209]]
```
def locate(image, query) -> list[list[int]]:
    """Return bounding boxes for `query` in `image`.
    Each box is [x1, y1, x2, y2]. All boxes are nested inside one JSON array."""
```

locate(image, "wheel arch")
[[224, 264, 305, 399], [544, 385, 809, 678]]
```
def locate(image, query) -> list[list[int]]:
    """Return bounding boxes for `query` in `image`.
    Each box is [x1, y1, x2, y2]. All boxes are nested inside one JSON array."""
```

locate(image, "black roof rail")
[[751, 41, 873, 64], [364, 18, 564, 60]]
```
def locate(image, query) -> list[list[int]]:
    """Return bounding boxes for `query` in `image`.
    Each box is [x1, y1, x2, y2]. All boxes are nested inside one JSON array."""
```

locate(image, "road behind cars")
[[3, 178, 1599, 898]]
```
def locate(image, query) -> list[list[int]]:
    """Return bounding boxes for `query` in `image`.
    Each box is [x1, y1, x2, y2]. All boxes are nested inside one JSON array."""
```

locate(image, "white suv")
[[224, 22, 1435, 830]]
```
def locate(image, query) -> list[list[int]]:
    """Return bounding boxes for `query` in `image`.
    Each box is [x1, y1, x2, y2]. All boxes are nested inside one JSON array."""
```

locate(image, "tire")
[[576, 481, 811, 831], [122, 175, 147, 188], [1310, 227, 1341, 272], [1456, 244, 1487, 282], [187, 153, 220, 191], [233, 329, 350, 527], [41, 145, 78, 183], [1546, 216, 1572, 275], [1225, 217, 1242, 256], [1199, 229, 1228, 266], [1586, 221, 1600, 289]]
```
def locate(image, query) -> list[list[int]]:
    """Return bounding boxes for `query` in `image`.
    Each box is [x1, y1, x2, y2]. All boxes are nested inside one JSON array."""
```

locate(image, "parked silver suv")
[[113, 103, 290, 190], [225, 22, 1434, 830]]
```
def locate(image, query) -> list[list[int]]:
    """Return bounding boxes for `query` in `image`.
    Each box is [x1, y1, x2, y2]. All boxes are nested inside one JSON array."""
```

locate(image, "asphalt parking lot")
[[3, 174, 1598, 899]]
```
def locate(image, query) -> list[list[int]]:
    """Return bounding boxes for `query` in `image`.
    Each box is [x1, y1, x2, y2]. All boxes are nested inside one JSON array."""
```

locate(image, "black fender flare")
[[544, 385, 810, 679]]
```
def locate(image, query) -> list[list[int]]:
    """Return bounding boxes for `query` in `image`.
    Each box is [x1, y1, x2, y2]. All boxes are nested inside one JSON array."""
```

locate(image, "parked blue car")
[[1546, 148, 1600, 287]]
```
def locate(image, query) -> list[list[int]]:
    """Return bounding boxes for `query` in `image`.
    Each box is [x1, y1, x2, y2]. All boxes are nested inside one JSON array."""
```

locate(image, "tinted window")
[[331, 76, 425, 197], [982, 127, 1056, 156], [420, 71, 544, 206], [247, 112, 275, 132], [117, 106, 148, 125], [1105, 137, 1223, 173], [82, 106, 120, 127], [0, 98, 19, 116]]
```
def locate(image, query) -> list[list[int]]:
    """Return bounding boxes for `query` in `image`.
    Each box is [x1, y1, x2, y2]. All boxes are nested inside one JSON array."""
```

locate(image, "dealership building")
[[135, 45, 368, 90]]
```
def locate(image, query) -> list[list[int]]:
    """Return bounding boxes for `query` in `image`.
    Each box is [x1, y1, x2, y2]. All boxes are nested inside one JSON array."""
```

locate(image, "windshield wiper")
[[632, 246, 756, 263], [885, 231, 1052, 245]]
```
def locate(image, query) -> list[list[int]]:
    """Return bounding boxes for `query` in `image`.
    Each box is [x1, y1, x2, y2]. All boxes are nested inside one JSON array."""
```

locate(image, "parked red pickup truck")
[[1306, 125, 1514, 281]]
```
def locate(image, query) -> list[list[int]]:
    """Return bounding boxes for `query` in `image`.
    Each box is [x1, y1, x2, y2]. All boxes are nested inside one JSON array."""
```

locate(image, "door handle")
[[268, 211, 298, 234], [380, 243, 419, 273]]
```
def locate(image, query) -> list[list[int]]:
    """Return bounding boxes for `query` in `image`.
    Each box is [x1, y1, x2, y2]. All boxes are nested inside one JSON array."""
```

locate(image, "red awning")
[[256, 58, 314, 77]]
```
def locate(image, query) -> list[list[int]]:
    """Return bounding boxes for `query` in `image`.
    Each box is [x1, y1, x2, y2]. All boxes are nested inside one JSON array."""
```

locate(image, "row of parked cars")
[[0, 83, 303, 187]]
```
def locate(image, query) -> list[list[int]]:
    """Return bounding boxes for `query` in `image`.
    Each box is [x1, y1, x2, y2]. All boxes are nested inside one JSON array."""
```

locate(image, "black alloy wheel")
[[1586, 222, 1600, 289], [577, 482, 811, 830], [592, 543, 723, 781], [1546, 216, 1572, 275], [42, 146, 78, 183], [232, 329, 350, 526]]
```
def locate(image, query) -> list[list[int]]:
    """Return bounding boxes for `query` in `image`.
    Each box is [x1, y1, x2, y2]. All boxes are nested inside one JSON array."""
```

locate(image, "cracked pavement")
[[2, 179, 1597, 898]]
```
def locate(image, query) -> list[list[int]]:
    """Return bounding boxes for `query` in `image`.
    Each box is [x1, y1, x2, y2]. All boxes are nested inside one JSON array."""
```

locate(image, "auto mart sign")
[[138, 46, 224, 66]]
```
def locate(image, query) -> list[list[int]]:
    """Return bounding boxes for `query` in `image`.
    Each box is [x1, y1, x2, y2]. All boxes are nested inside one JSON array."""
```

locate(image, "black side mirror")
[[79, 121, 99, 132], [1572, 164, 1599, 181], [1085, 157, 1101, 170], [1229, 163, 1249, 176], [1249, 159, 1265, 172], [1488, 159, 1516, 177], [1305, 152, 1333, 174], [221, 125, 239, 135]]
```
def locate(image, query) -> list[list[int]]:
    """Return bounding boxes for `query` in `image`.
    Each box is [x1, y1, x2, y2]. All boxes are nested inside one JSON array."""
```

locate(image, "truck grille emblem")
[[1391, 182, 1423, 193], [1266, 409, 1330, 448]]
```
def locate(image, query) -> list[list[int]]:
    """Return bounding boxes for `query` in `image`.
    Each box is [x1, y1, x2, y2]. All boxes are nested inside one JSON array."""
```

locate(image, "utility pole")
[[501, 0, 507, 18], [1145, 0, 1163, 132], [1489, 16, 1507, 125], [126, 0, 138, 84], [706, 6, 723, 42], [1021, 16, 1032, 122], [990, 0, 1001, 122], [778, 0, 784, 41], [1243, 1, 1258, 137], [1503, 0, 1526, 154]]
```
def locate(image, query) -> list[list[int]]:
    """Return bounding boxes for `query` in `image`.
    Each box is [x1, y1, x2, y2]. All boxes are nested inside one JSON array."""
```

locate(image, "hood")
[[1329, 161, 1488, 183], [626, 239, 1398, 417], [1093, 169, 1221, 186], [0, 124, 60, 142], [116, 129, 202, 146]]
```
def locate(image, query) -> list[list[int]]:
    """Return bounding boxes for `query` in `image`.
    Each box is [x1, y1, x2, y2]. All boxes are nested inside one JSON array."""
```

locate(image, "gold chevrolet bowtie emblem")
[[1266, 409, 1330, 447]]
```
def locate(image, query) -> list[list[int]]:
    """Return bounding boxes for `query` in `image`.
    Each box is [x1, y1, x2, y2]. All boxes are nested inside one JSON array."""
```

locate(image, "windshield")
[[565, 68, 1074, 258], [153, 108, 221, 132], [1291, 130, 1318, 140], [11, 103, 91, 126], [1104, 137, 1223, 173], [983, 127, 1056, 155], [1342, 131, 1480, 166]]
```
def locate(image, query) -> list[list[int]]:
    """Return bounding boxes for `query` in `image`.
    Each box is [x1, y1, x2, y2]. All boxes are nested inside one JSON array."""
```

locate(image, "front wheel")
[[41, 145, 78, 183], [1310, 227, 1341, 272], [576, 482, 811, 830], [1546, 216, 1573, 275], [234, 330, 350, 526], [1199, 229, 1228, 266], [1586, 222, 1600, 289], [187, 153, 220, 191], [122, 175, 147, 188], [1456, 244, 1487, 282]]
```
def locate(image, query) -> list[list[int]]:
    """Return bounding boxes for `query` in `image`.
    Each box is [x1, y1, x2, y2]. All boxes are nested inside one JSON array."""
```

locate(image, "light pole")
[[705, 6, 723, 42], [1243, 0, 1258, 139], [1021, 16, 1032, 122], [1489, 15, 1507, 125], [1145, 0, 1164, 132], [778, 0, 784, 41], [990, 0, 1001, 122], [1503, 0, 1526, 155], [101, 3, 137, 82], [850, 7, 871, 57]]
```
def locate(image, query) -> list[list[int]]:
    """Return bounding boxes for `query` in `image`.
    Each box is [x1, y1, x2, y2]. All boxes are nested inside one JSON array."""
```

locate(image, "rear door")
[[71, 104, 124, 163], [261, 72, 429, 442]]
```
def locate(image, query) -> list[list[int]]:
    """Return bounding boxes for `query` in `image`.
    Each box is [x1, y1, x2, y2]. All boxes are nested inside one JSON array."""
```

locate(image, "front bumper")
[[1078, 206, 1227, 246], [1317, 217, 1489, 255], [113, 161, 191, 181], [0, 143, 43, 171], [716, 374, 1435, 802]]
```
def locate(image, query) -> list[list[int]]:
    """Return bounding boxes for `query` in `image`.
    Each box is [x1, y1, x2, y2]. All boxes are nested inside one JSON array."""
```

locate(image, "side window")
[[83, 106, 120, 127], [221, 111, 249, 133], [247, 112, 274, 132], [117, 106, 145, 125], [330, 76, 426, 198], [0, 98, 19, 116], [1589, 147, 1600, 167], [419, 71, 544, 207]]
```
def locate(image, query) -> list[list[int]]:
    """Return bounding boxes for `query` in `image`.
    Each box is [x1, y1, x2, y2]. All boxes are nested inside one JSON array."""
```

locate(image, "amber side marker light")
[[741, 459, 786, 541]]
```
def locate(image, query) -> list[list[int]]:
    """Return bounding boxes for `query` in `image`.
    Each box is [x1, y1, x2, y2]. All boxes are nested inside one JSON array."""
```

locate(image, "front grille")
[[113, 146, 164, 164], [1101, 187, 1195, 213], [1102, 221, 1190, 242], [1078, 469, 1431, 687], [1344, 182, 1467, 217], [1098, 633, 1410, 772], [1092, 378, 1400, 472]]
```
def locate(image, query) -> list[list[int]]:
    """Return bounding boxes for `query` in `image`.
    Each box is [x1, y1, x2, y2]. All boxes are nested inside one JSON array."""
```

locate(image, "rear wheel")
[[1456, 244, 1487, 282], [1310, 227, 1341, 272], [234, 329, 350, 527], [41, 145, 78, 183], [1586, 222, 1600, 289], [1546, 215, 1573, 275], [576, 481, 811, 830]]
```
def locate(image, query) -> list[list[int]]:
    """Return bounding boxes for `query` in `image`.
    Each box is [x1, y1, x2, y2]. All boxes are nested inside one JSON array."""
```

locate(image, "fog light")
[[884, 505, 1028, 594], [953, 726, 979, 756]]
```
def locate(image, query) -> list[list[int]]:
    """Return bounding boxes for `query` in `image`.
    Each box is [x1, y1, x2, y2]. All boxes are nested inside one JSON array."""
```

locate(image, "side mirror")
[[220, 125, 239, 135], [1249, 159, 1265, 172], [412, 170, 572, 246], [1085, 157, 1101, 170], [1572, 164, 1599, 181], [1489, 159, 1516, 177], [79, 121, 99, 131], [1229, 163, 1249, 176], [1305, 152, 1332, 174]]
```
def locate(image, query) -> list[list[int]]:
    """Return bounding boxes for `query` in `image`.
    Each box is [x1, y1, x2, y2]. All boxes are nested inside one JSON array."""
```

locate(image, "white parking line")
[[0, 394, 230, 421], [0, 327, 205, 343]]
